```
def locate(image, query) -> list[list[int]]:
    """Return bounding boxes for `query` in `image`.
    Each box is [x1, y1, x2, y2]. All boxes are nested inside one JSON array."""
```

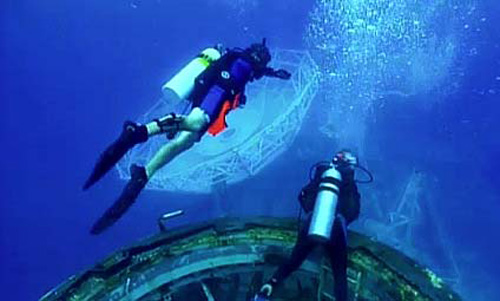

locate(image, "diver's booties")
[[121, 121, 149, 145], [90, 164, 148, 235], [83, 121, 148, 190]]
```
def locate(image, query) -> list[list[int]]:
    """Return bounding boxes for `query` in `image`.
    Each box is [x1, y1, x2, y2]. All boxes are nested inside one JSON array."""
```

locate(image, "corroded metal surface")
[[40, 217, 461, 301]]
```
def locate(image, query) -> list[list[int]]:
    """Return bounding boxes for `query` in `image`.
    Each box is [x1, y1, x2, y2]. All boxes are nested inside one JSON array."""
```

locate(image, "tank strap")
[[318, 186, 340, 195], [318, 176, 341, 195], [321, 177, 342, 186], [197, 53, 218, 65]]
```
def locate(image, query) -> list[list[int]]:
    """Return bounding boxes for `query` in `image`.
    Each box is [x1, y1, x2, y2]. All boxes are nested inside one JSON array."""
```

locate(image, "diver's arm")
[[250, 67, 291, 81], [262, 67, 291, 80]]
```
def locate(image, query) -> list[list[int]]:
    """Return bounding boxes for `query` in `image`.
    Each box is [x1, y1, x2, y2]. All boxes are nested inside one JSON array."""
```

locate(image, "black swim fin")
[[90, 164, 148, 235], [83, 121, 148, 190]]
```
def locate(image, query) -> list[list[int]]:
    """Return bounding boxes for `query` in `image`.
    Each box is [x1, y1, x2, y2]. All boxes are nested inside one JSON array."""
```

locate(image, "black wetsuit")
[[189, 49, 256, 127], [188, 47, 286, 136], [271, 164, 361, 301]]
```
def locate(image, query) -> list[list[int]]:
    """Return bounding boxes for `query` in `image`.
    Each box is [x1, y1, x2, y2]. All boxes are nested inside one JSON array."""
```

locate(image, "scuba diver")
[[83, 39, 291, 235], [255, 150, 370, 301]]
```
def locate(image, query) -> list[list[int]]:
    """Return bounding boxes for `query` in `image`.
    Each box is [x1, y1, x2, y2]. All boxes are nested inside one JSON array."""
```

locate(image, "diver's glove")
[[83, 121, 148, 190], [90, 164, 148, 235], [272, 69, 291, 80], [264, 68, 291, 80]]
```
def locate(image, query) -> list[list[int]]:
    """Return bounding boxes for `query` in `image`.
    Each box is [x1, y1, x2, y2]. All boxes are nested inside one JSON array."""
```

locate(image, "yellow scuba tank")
[[162, 47, 222, 101]]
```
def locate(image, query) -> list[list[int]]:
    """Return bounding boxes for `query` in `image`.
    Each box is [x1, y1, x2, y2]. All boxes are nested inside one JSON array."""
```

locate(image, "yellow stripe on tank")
[[196, 57, 210, 67]]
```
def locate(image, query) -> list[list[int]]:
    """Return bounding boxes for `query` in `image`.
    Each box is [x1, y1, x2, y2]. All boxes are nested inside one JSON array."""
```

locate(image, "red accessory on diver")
[[207, 93, 242, 136]]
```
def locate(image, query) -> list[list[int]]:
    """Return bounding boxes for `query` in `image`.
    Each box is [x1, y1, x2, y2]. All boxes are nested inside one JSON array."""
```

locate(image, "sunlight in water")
[[305, 0, 480, 147]]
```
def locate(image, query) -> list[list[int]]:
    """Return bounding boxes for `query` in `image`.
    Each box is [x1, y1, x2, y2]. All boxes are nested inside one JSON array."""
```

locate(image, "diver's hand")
[[273, 69, 291, 80]]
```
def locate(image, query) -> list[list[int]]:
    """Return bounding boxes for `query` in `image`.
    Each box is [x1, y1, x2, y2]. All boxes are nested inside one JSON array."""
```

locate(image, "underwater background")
[[1, 0, 499, 300]]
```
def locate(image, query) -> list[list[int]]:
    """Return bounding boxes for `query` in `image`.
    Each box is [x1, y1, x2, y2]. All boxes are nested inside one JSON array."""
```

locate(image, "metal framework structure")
[[116, 49, 319, 193], [355, 169, 462, 291]]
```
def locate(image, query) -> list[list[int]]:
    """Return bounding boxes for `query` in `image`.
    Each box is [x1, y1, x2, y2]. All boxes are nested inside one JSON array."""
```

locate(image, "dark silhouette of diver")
[[256, 150, 363, 301], [83, 39, 291, 235]]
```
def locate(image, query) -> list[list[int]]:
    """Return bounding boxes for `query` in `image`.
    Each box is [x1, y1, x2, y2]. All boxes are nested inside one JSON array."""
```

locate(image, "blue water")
[[1, 0, 499, 300]]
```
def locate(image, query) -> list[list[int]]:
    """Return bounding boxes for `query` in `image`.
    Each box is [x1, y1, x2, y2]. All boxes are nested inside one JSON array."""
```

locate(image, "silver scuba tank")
[[162, 47, 222, 102], [307, 165, 342, 241]]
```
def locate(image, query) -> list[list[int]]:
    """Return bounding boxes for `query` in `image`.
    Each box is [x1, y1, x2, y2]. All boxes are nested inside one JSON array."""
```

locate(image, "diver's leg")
[[90, 131, 202, 235], [145, 130, 202, 178], [144, 107, 210, 138], [326, 216, 348, 301], [83, 121, 149, 190], [181, 107, 211, 132], [273, 230, 314, 283], [261, 226, 315, 297], [88, 108, 208, 234]]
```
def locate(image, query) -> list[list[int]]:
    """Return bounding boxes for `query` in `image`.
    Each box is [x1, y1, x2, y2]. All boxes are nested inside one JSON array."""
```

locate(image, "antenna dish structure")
[[117, 49, 319, 193]]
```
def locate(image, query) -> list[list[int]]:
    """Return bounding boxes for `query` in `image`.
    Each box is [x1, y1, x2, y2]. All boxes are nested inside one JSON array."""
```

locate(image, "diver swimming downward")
[[83, 39, 291, 235]]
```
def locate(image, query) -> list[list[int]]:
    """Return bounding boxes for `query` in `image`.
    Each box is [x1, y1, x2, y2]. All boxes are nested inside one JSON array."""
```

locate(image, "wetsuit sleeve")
[[262, 67, 292, 80], [252, 67, 274, 80]]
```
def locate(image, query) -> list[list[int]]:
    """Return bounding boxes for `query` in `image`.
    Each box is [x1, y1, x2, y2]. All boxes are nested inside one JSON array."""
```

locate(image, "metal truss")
[[356, 169, 462, 291], [116, 49, 320, 193]]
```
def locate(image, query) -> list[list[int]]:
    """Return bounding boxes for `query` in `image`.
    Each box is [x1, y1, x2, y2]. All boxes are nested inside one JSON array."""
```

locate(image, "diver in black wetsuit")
[[257, 150, 363, 301], [83, 39, 291, 235]]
